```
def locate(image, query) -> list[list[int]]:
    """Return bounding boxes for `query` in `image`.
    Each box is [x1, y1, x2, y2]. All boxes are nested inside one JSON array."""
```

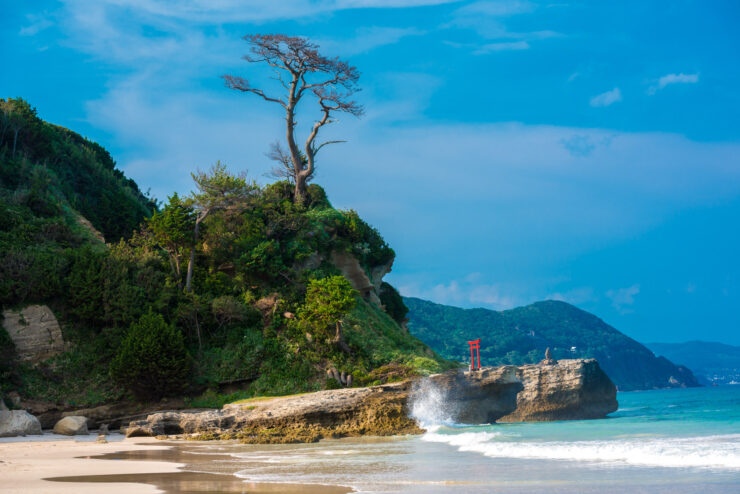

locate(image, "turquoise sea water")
[[208, 386, 740, 493]]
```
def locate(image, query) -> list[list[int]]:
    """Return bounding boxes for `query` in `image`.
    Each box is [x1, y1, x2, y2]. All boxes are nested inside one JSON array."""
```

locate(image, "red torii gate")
[[468, 339, 481, 371]]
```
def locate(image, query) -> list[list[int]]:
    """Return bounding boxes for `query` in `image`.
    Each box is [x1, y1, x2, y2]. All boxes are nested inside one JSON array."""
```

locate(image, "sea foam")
[[421, 429, 740, 469]]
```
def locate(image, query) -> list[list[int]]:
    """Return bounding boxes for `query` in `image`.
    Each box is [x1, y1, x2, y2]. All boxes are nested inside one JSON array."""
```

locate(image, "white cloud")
[[396, 275, 521, 310], [647, 72, 699, 95], [606, 284, 640, 313], [316, 26, 426, 57], [455, 0, 534, 16], [590, 87, 622, 107], [60, 0, 460, 24], [444, 0, 561, 53], [19, 13, 54, 36], [473, 40, 529, 54]]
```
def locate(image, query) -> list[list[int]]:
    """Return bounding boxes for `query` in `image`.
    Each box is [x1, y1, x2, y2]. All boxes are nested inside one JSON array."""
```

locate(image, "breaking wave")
[[408, 377, 458, 427], [421, 429, 740, 469]]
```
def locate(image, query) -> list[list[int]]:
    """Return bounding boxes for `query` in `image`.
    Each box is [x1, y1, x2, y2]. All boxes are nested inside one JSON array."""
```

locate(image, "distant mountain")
[[646, 341, 740, 385], [404, 297, 700, 391]]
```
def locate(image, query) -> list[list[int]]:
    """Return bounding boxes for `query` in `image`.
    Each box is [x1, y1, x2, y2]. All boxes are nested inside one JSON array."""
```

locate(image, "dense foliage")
[[0, 103, 449, 407], [0, 98, 156, 241], [379, 282, 409, 324], [110, 311, 192, 400], [405, 297, 699, 390], [299, 275, 357, 345]]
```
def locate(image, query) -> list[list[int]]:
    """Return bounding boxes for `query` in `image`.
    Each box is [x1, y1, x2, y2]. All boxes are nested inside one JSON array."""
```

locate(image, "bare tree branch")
[[223, 34, 363, 205]]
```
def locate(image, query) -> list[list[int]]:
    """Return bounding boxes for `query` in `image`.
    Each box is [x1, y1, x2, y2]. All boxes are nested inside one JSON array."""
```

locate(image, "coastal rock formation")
[[422, 359, 617, 423], [121, 359, 616, 443], [330, 250, 392, 306], [2, 305, 65, 363], [53, 416, 89, 435], [498, 359, 617, 422], [124, 381, 421, 443], [0, 410, 42, 437]]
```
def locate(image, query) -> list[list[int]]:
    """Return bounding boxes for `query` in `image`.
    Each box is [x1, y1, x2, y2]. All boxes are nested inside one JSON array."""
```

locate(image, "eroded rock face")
[[53, 416, 89, 435], [330, 250, 394, 306], [2, 305, 65, 363], [121, 360, 616, 443], [123, 382, 422, 443], [499, 359, 618, 422], [424, 359, 618, 423], [330, 251, 380, 304], [0, 410, 42, 437]]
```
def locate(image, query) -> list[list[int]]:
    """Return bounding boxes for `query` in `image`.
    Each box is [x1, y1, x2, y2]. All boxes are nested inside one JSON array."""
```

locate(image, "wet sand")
[[0, 436, 351, 494], [50, 472, 351, 493], [0, 436, 179, 493]]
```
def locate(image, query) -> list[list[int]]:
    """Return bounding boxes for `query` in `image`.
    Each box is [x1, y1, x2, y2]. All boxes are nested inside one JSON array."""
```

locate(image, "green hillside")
[[404, 297, 699, 391], [0, 99, 450, 409], [0, 98, 156, 306]]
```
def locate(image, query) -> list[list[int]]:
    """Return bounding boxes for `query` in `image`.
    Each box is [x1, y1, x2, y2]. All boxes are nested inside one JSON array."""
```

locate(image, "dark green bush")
[[110, 311, 192, 401], [379, 282, 409, 324]]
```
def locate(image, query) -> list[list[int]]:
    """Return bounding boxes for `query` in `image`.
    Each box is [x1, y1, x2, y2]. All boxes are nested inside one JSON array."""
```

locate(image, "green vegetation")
[[110, 311, 192, 400], [299, 275, 357, 352], [0, 100, 449, 407], [404, 297, 699, 390], [379, 282, 409, 324]]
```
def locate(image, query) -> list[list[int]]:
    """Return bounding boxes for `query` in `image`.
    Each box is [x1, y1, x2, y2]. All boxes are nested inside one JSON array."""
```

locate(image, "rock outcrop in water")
[[422, 359, 618, 423], [120, 359, 616, 443]]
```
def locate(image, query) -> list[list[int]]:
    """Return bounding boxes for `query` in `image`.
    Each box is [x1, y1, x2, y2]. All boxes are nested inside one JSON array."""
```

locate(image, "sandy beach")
[[0, 435, 181, 493], [0, 434, 352, 494]]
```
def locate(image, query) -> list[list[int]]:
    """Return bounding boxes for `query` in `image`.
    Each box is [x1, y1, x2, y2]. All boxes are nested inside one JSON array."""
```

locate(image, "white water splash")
[[409, 377, 458, 428]]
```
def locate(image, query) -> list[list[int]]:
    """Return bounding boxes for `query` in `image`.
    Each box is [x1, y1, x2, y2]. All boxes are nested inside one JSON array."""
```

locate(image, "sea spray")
[[409, 376, 458, 428]]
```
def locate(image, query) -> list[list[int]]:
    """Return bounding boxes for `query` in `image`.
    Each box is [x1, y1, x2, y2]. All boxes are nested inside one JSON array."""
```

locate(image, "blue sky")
[[2, 0, 739, 345]]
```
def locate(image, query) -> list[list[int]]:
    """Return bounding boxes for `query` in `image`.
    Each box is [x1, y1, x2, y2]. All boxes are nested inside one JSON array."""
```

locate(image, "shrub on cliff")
[[110, 311, 192, 401], [299, 275, 357, 350]]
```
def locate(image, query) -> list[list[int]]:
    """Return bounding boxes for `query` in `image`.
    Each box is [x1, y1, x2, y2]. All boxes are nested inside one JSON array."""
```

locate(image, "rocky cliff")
[[121, 359, 616, 443], [124, 381, 422, 443], [418, 358, 617, 423], [2, 305, 66, 363]]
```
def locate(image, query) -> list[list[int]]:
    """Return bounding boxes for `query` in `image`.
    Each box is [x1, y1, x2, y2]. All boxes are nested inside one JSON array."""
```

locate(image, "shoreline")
[[0, 434, 352, 494], [0, 435, 179, 494]]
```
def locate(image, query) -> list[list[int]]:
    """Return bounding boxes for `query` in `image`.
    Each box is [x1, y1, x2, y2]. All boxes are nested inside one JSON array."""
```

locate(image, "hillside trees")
[[299, 275, 357, 353], [148, 193, 196, 289], [0, 100, 25, 158], [110, 311, 192, 401], [223, 34, 363, 205], [185, 162, 257, 292]]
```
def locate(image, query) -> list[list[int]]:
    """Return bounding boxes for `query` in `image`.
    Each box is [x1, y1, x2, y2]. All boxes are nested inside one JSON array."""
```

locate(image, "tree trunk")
[[333, 320, 351, 354], [173, 254, 182, 290], [294, 178, 307, 206], [185, 219, 201, 292], [12, 128, 18, 158], [285, 103, 307, 205], [168, 256, 177, 281], [195, 310, 202, 353]]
